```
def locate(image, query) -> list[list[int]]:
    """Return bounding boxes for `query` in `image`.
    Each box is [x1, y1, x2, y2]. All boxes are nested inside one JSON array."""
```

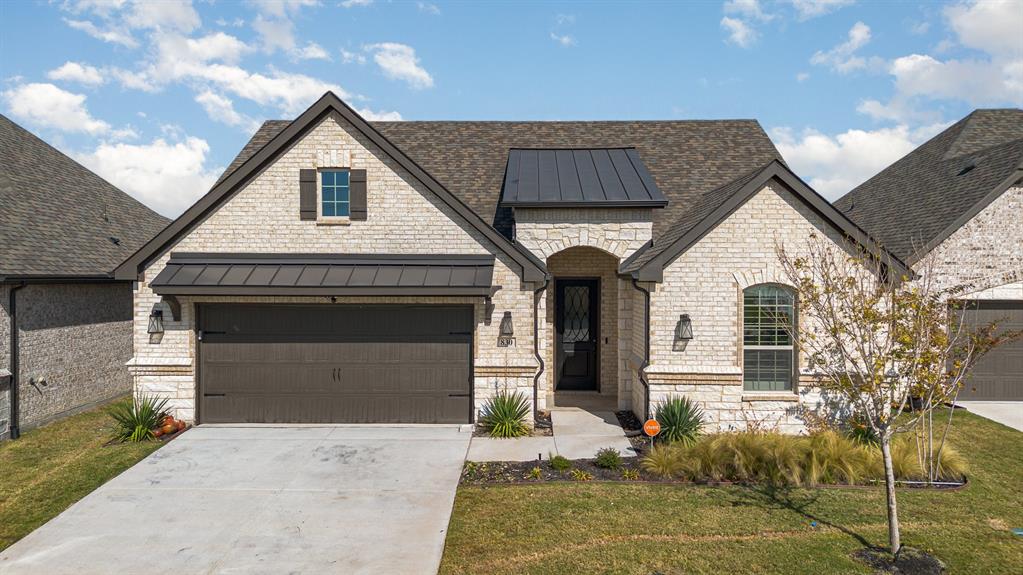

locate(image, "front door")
[[556, 279, 599, 391]]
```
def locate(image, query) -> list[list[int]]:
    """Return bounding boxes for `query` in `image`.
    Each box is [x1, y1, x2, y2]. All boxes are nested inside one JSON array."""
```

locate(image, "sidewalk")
[[467, 407, 636, 462]]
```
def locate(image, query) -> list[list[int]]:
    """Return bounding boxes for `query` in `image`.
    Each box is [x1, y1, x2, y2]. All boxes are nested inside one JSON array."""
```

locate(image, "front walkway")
[[956, 401, 1023, 432], [0, 426, 471, 575], [468, 407, 636, 462]]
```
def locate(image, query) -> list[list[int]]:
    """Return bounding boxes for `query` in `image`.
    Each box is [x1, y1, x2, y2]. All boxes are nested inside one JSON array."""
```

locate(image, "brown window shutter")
[[299, 169, 317, 220], [350, 169, 367, 221]]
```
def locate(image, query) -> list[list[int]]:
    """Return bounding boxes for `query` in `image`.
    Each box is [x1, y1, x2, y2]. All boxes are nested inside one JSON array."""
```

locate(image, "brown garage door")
[[960, 300, 1023, 401], [198, 304, 473, 423]]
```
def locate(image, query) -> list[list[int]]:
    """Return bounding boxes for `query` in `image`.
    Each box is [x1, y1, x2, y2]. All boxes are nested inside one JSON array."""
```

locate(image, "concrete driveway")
[[0, 425, 471, 575], [956, 401, 1023, 432]]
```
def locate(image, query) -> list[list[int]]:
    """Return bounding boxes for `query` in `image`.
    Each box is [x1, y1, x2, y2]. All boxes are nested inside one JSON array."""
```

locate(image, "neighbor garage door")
[[198, 304, 473, 423], [959, 300, 1023, 401]]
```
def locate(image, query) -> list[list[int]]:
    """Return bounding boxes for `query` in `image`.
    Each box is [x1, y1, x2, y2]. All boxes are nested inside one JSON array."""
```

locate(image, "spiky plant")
[[107, 394, 169, 443], [654, 395, 705, 446], [640, 444, 684, 479], [477, 391, 531, 438]]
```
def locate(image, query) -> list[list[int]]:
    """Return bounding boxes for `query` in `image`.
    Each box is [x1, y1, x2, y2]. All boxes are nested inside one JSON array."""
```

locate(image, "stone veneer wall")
[[924, 185, 1023, 299], [0, 285, 9, 437], [131, 112, 537, 423], [514, 208, 652, 411], [2, 283, 133, 438], [645, 184, 848, 433]]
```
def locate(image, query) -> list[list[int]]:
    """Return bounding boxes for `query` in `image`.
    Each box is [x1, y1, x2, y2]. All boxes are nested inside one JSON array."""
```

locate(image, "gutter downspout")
[[532, 277, 550, 427], [631, 278, 651, 421], [8, 281, 27, 439]]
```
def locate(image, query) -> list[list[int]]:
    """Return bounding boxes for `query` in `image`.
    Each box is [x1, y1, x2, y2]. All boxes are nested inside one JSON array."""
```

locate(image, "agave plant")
[[654, 395, 705, 446], [107, 394, 169, 443], [477, 391, 531, 438]]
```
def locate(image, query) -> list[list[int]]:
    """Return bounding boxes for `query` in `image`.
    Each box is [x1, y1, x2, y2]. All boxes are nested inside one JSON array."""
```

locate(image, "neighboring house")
[[114, 93, 903, 432], [837, 109, 1023, 402], [0, 114, 169, 439]]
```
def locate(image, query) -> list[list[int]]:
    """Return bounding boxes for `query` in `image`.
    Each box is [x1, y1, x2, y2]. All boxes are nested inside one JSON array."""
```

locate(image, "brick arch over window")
[[741, 283, 797, 392]]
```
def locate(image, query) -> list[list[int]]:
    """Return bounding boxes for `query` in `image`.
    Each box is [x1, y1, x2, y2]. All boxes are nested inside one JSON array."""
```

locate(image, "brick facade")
[[131, 112, 538, 423], [1, 283, 133, 438]]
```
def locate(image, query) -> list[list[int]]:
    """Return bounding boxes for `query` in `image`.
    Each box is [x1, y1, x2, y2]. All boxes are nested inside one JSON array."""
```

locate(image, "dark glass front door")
[[556, 279, 599, 390]]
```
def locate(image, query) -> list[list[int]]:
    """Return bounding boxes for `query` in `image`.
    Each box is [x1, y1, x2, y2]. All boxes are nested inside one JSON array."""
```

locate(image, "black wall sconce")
[[498, 311, 515, 347], [673, 313, 693, 351], [147, 308, 164, 335]]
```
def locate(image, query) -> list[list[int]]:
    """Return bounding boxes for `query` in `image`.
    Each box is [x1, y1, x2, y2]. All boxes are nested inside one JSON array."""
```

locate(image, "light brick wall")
[[2, 283, 133, 438], [924, 185, 1023, 299], [131, 112, 537, 422], [646, 183, 845, 433], [514, 208, 653, 260]]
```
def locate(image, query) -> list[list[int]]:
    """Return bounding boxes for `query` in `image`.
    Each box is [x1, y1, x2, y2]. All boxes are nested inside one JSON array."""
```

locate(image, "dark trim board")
[[113, 92, 548, 283]]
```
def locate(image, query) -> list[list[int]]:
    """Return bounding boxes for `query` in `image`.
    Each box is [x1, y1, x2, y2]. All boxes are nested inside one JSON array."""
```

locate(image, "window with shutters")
[[742, 284, 796, 391], [319, 170, 350, 220]]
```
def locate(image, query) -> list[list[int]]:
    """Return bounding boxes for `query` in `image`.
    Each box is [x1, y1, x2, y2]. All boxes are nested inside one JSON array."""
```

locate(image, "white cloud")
[[2, 83, 111, 135], [252, 14, 296, 53], [796, 72, 810, 82], [47, 62, 106, 86], [216, 17, 246, 27], [365, 43, 434, 89], [341, 48, 367, 64], [810, 21, 883, 73], [555, 14, 576, 26], [790, 0, 855, 21], [909, 20, 930, 35], [721, 17, 757, 48], [75, 136, 222, 217], [417, 2, 440, 15], [124, 0, 200, 33], [887, 53, 1021, 106], [294, 42, 331, 61], [550, 32, 577, 47], [110, 67, 158, 92], [248, 0, 319, 18], [772, 123, 946, 199], [195, 90, 260, 131], [355, 107, 402, 121], [945, 0, 1023, 58], [64, 18, 137, 47], [340, 0, 373, 7], [724, 0, 774, 21]]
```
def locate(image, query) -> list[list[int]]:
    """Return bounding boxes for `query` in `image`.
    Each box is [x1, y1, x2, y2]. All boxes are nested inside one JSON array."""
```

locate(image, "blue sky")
[[2, 0, 1021, 216]]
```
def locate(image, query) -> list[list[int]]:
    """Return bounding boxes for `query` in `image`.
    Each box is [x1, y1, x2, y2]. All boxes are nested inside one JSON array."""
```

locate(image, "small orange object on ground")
[[643, 419, 661, 437]]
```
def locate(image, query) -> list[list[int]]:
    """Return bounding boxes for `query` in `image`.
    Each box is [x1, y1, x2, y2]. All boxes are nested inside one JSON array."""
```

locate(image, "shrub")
[[641, 444, 684, 479], [655, 395, 705, 445], [525, 466, 543, 480], [621, 468, 640, 481], [888, 435, 968, 481], [569, 468, 594, 481], [594, 447, 623, 470], [549, 454, 572, 472], [478, 391, 531, 438], [805, 431, 874, 486], [107, 395, 169, 443]]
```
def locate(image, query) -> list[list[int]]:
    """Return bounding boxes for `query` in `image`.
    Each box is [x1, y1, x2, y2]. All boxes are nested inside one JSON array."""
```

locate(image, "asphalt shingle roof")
[[220, 118, 783, 241], [0, 114, 169, 277], [835, 109, 1023, 263]]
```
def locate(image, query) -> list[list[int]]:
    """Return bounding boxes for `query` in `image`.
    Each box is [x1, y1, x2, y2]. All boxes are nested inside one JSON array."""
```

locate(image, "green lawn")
[[0, 397, 163, 551], [441, 410, 1023, 574]]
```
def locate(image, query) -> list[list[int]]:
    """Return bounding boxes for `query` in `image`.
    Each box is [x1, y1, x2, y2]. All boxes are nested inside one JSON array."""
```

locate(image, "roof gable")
[[623, 161, 908, 281], [836, 109, 1023, 264], [0, 114, 169, 279], [113, 92, 547, 282]]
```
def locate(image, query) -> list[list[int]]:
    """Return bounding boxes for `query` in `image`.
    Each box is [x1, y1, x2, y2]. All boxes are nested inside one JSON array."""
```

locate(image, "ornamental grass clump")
[[107, 394, 169, 443], [804, 430, 875, 486], [654, 395, 705, 446], [478, 391, 531, 438]]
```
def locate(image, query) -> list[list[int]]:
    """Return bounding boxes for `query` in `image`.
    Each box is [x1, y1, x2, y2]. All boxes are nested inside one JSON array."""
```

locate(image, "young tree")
[[775, 233, 1014, 555]]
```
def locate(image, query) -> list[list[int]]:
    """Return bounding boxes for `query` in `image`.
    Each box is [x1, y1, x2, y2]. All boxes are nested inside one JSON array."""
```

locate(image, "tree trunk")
[[880, 437, 901, 555]]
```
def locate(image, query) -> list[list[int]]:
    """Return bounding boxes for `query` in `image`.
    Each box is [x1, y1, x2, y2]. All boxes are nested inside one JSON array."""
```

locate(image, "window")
[[743, 284, 795, 391], [320, 170, 350, 218]]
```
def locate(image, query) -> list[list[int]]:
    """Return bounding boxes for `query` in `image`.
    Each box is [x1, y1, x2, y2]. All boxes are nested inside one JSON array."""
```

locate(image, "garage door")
[[198, 304, 473, 423], [960, 300, 1023, 401]]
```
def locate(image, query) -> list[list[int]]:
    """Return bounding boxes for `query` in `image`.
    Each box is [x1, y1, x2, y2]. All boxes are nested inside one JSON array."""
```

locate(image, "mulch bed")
[[462, 456, 648, 484], [472, 410, 554, 438], [853, 547, 947, 575]]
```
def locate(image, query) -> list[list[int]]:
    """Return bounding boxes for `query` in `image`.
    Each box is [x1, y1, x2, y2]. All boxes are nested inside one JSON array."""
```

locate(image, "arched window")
[[742, 284, 795, 391]]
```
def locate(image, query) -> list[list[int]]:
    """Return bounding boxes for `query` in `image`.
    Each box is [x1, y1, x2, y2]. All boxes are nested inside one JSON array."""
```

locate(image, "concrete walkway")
[[468, 407, 636, 461], [0, 426, 471, 575], [956, 401, 1023, 432]]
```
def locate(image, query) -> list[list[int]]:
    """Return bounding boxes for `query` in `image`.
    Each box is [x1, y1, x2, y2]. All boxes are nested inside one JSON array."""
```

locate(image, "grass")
[[0, 397, 164, 551], [440, 410, 1023, 574]]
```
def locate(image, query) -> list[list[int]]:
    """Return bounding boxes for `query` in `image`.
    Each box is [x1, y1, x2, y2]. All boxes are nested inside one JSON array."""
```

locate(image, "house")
[[0, 114, 169, 439], [114, 92, 903, 432], [837, 109, 1023, 402]]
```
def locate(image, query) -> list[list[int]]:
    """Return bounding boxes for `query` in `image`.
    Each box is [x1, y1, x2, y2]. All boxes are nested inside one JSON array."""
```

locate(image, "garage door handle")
[[332, 368, 338, 382]]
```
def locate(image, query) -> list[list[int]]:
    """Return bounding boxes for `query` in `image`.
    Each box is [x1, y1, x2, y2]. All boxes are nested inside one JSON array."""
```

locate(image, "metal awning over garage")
[[150, 253, 496, 296]]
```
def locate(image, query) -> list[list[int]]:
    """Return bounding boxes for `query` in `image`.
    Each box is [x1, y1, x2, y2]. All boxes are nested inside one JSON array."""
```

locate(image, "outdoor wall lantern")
[[147, 308, 164, 335], [498, 311, 515, 347], [673, 313, 693, 351]]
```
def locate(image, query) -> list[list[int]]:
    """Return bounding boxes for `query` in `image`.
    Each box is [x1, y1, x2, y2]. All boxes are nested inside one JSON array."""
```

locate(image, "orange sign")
[[643, 419, 661, 437]]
